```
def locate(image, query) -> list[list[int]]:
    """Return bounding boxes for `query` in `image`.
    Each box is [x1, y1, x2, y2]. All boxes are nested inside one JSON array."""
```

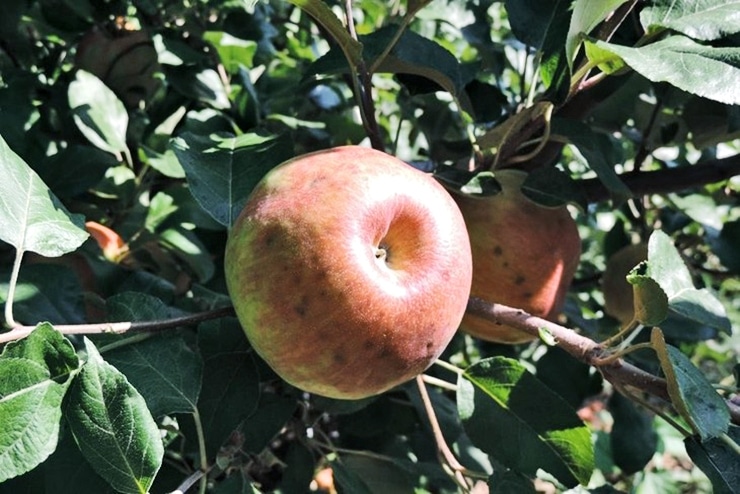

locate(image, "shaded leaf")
[[104, 333, 202, 418], [489, 470, 537, 493], [457, 357, 593, 487], [0, 323, 78, 483], [685, 424, 740, 494], [66, 338, 163, 494], [521, 166, 588, 210], [551, 118, 631, 202], [0, 135, 88, 257], [641, 0, 740, 41], [651, 328, 730, 441], [197, 318, 260, 458], [608, 392, 657, 474], [171, 131, 293, 227], [0, 263, 87, 326]]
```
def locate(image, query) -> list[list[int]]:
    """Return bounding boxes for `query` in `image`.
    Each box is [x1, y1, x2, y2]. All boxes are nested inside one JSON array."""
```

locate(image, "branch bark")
[[580, 153, 740, 203], [465, 296, 740, 425]]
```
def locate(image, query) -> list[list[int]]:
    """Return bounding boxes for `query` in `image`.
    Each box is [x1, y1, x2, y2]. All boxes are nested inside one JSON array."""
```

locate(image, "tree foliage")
[[1, 0, 739, 493]]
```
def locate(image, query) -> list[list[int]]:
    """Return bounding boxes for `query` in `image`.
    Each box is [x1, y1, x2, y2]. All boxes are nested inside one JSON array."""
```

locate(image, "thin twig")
[[0, 306, 236, 344], [415, 375, 473, 492]]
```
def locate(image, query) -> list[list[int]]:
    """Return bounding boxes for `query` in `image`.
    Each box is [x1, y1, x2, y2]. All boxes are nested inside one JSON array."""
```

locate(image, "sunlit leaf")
[[641, 0, 740, 41], [458, 357, 593, 487], [566, 0, 630, 67], [0, 323, 78, 483], [68, 70, 129, 157], [0, 135, 88, 257], [66, 338, 163, 494]]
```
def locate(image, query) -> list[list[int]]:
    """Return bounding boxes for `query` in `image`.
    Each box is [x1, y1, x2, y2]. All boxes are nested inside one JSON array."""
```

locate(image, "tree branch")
[[465, 296, 740, 425], [0, 306, 236, 344], [580, 153, 740, 203]]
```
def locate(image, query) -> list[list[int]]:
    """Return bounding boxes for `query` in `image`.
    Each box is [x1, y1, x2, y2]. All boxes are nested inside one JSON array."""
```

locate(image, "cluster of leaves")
[[0, 0, 739, 493]]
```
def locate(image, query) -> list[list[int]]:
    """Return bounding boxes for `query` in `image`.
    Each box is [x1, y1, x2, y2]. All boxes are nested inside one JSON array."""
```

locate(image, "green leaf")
[[488, 470, 537, 494], [627, 265, 669, 326], [332, 455, 415, 494], [331, 459, 374, 494], [0, 135, 88, 257], [197, 318, 261, 458], [520, 166, 588, 210], [709, 219, 740, 274], [641, 0, 740, 41], [104, 332, 202, 418], [608, 392, 657, 474], [68, 70, 129, 157], [171, 131, 294, 228], [566, 0, 630, 68], [0, 323, 78, 483], [651, 328, 730, 441], [685, 424, 740, 494], [203, 31, 258, 73], [66, 338, 163, 494], [457, 357, 594, 487], [0, 263, 87, 326], [634, 230, 732, 333], [286, 0, 362, 68], [551, 118, 631, 202], [589, 36, 740, 105]]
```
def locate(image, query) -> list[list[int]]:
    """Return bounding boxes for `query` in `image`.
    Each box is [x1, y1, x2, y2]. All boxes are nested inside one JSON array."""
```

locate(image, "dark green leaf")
[[332, 459, 374, 494], [0, 264, 87, 326], [333, 455, 415, 494], [521, 166, 588, 210], [0, 135, 88, 257], [709, 219, 740, 274], [552, 118, 631, 202], [0, 323, 78, 483], [66, 338, 163, 494], [197, 318, 261, 458], [641, 0, 740, 41], [104, 333, 202, 418], [171, 131, 294, 227], [651, 328, 730, 441], [608, 393, 657, 474], [685, 424, 740, 494], [488, 470, 537, 493], [457, 357, 593, 487]]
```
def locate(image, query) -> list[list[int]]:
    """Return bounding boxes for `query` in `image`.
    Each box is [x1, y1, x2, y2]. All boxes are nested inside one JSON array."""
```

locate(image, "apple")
[[602, 242, 648, 324], [224, 146, 473, 399], [452, 169, 581, 344]]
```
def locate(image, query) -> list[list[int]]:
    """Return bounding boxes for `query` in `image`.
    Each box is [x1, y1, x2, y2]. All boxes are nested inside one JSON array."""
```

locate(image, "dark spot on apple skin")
[[514, 275, 526, 285], [493, 245, 503, 256], [363, 340, 374, 350], [293, 295, 309, 317], [522, 292, 533, 299], [333, 352, 346, 364], [426, 340, 435, 354]]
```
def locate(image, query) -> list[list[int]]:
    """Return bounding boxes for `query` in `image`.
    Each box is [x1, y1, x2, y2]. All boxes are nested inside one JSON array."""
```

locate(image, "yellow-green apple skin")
[[224, 146, 473, 399], [602, 242, 648, 324], [453, 169, 581, 344]]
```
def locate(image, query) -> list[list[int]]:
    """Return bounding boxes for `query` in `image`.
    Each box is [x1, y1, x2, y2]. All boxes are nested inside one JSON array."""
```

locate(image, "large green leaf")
[[651, 328, 730, 441], [608, 392, 657, 474], [457, 357, 593, 488], [66, 338, 163, 494], [197, 317, 261, 458], [68, 70, 129, 157], [102, 293, 202, 418], [685, 424, 740, 494], [171, 131, 293, 228], [641, 0, 740, 41], [0, 323, 78, 482], [587, 35, 740, 104], [0, 135, 88, 257]]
